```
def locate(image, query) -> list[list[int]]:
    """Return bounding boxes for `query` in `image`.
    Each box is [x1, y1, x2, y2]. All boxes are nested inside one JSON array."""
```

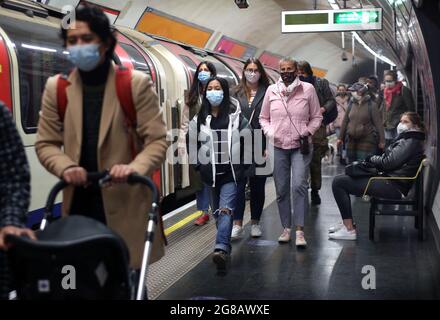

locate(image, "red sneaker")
[[194, 213, 210, 226]]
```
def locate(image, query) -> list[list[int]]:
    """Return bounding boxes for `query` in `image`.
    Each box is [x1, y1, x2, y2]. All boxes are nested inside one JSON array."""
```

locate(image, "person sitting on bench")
[[329, 112, 425, 240]]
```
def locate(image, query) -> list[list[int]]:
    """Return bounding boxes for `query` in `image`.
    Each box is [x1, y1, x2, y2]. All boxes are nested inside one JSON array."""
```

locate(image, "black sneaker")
[[212, 250, 228, 271], [311, 190, 321, 205]]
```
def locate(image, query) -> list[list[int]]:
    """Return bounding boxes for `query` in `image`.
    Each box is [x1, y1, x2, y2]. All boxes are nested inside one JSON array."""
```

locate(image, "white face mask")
[[352, 92, 362, 101], [397, 122, 409, 135], [244, 71, 260, 84], [385, 80, 396, 88]]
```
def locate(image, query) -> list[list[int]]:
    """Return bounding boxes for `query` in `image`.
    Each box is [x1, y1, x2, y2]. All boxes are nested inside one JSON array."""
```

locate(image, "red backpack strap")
[[56, 74, 70, 122], [115, 66, 136, 127], [115, 66, 137, 158]]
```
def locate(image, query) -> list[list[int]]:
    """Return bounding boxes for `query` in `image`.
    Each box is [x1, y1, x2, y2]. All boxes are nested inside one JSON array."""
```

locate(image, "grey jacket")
[[187, 97, 252, 187]]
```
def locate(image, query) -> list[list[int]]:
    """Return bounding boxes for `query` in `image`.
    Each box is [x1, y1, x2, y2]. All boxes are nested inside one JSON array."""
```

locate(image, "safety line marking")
[[164, 210, 203, 236]]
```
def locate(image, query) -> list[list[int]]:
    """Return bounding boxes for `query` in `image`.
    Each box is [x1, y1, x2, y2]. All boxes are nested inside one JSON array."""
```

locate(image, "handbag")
[[345, 161, 379, 177]]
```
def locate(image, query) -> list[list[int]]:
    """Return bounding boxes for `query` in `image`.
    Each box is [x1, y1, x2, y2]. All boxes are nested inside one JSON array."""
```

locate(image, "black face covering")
[[281, 71, 296, 84], [299, 75, 315, 84]]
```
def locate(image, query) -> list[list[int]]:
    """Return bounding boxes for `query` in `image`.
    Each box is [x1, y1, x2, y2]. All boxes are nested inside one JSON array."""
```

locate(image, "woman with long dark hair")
[[230, 58, 270, 239], [178, 61, 217, 226], [187, 77, 251, 270]]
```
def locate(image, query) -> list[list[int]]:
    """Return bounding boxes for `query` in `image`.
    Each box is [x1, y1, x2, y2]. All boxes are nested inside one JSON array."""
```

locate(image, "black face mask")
[[299, 75, 314, 84], [281, 71, 296, 84]]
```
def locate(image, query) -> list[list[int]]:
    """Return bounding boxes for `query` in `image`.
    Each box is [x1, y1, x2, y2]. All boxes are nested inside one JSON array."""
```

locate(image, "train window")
[[118, 42, 152, 77], [0, 15, 72, 134], [179, 55, 197, 78]]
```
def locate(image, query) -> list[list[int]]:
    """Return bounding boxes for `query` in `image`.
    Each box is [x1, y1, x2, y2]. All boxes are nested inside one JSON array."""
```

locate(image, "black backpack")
[[323, 104, 338, 125]]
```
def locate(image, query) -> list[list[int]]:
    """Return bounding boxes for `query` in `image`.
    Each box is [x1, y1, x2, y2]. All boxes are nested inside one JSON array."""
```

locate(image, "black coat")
[[369, 130, 425, 194], [231, 85, 268, 176], [0, 101, 30, 300]]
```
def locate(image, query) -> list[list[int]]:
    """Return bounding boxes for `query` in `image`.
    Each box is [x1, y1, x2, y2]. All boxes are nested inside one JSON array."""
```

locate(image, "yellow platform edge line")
[[164, 210, 203, 236]]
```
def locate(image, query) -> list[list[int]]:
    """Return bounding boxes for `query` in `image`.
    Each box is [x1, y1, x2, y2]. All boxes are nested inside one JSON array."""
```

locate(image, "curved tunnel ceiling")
[[48, 0, 404, 84]]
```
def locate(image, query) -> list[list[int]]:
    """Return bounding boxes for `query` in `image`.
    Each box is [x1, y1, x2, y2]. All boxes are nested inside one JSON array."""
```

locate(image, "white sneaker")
[[278, 229, 291, 243], [231, 225, 243, 239], [328, 226, 357, 240], [251, 224, 262, 237], [295, 231, 307, 247], [328, 222, 344, 233], [328, 222, 356, 233]]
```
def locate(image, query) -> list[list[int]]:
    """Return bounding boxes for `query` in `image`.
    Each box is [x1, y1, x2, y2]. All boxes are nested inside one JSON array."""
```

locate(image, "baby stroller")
[[6, 171, 159, 300]]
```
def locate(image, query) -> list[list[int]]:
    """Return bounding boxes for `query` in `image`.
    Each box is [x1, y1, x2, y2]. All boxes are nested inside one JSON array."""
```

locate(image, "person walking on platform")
[[297, 61, 337, 206], [333, 84, 350, 164], [380, 70, 415, 148], [178, 61, 217, 226], [230, 58, 270, 239], [260, 57, 322, 247], [35, 5, 168, 270], [187, 77, 251, 270], [0, 102, 36, 300], [337, 82, 385, 163], [330, 112, 425, 240]]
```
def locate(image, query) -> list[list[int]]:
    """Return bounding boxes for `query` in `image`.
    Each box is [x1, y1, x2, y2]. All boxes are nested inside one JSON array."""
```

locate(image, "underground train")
[[0, 2, 280, 225]]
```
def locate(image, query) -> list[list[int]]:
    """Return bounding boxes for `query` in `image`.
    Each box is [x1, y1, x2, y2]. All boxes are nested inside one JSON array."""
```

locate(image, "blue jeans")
[[209, 182, 237, 254], [196, 183, 210, 212]]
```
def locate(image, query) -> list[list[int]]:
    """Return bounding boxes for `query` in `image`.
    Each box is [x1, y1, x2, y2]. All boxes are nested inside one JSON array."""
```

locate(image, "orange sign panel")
[[136, 11, 212, 48]]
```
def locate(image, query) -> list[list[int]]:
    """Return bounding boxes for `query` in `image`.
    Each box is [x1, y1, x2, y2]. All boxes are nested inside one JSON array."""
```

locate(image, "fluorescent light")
[[21, 43, 57, 53], [351, 32, 396, 66], [327, 0, 396, 66]]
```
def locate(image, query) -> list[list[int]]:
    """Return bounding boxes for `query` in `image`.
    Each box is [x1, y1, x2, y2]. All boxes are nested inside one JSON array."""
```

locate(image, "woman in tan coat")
[[35, 5, 168, 269]]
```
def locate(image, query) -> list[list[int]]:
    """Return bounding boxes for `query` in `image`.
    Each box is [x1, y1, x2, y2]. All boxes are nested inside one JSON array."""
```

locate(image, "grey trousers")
[[272, 146, 313, 228]]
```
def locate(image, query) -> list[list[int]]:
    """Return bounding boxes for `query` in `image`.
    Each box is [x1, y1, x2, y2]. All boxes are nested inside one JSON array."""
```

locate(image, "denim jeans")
[[209, 181, 237, 254], [196, 183, 210, 212], [234, 176, 267, 222], [272, 146, 313, 228]]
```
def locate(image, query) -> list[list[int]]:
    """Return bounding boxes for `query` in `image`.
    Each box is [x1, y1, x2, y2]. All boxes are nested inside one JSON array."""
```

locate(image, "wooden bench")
[[362, 158, 428, 241]]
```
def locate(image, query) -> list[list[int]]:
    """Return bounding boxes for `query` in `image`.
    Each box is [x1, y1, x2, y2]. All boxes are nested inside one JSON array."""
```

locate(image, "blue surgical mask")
[[198, 71, 211, 84], [67, 43, 101, 72], [206, 90, 224, 107]]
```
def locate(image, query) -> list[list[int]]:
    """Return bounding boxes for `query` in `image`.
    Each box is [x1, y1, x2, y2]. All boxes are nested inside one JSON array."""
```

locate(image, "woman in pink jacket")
[[259, 57, 322, 247]]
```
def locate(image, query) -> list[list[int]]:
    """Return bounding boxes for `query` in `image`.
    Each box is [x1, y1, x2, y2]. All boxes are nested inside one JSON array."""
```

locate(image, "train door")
[[0, 30, 12, 111], [0, 13, 72, 225], [115, 32, 167, 196], [156, 40, 202, 194]]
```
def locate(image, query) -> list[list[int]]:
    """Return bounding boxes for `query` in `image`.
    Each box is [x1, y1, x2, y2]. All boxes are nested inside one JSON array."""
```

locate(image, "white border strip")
[[163, 200, 197, 221]]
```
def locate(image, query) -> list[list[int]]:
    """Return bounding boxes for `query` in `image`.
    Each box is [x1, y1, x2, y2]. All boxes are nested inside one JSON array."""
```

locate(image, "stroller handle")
[[41, 171, 160, 230]]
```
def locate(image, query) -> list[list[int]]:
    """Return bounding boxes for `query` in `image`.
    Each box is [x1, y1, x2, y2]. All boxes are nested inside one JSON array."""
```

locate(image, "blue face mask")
[[206, 90, 224, 107], [198, 71, 211, 84], [67, 43, 101, 72]]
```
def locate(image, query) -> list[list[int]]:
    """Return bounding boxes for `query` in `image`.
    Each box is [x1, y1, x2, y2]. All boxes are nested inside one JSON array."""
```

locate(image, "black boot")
[[311, 190, 321, 205]]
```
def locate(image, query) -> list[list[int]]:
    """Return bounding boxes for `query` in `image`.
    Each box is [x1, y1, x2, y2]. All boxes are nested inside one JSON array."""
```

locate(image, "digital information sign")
[[282, 8, 382, 33]]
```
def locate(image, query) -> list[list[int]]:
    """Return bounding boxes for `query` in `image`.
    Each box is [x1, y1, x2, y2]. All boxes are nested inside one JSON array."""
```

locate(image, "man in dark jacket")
[[0, 102, 35, 299], [298, 61, 337, 205], [380, 70, 415, 147]]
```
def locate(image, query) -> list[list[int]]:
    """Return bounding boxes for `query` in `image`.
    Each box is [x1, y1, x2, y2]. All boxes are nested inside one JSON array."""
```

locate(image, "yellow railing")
[[362, 158, 428, 201]]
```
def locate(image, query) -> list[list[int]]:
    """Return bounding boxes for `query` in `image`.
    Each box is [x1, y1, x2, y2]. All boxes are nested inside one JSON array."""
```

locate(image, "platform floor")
[[157, 163, 440, 300]]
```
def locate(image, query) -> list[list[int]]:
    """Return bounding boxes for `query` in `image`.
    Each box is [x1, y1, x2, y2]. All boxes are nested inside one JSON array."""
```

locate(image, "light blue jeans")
[[273, 146, 313, 228], [196, 183, 210, 212], [209, 181, 237, 254]]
